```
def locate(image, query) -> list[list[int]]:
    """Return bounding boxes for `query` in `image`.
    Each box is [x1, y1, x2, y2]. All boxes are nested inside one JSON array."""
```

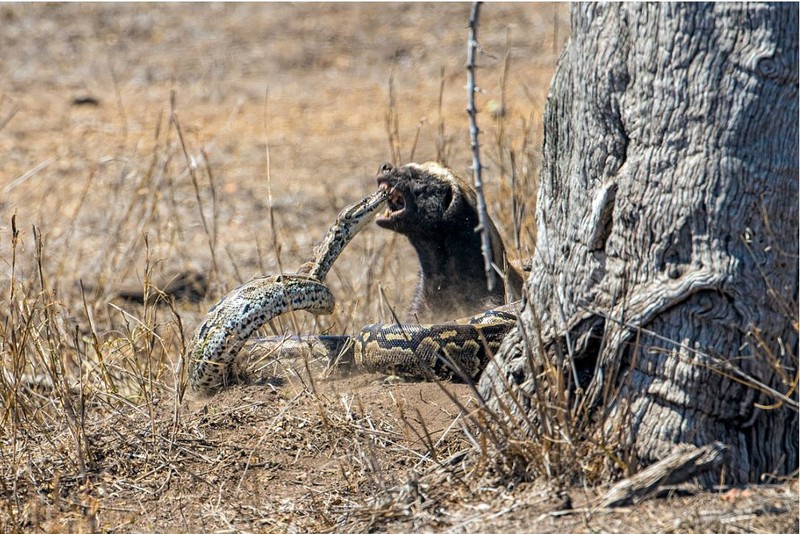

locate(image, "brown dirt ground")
[[0, 4, 796, 533]]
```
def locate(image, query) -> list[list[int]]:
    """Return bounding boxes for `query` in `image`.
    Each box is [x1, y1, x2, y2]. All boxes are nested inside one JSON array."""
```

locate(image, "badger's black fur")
[[375, 162, 523, 323]]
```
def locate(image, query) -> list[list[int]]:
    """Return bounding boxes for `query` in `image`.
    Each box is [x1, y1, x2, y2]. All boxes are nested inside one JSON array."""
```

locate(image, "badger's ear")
[[378, 162, 394, 175], [441, 182, 456, 215]]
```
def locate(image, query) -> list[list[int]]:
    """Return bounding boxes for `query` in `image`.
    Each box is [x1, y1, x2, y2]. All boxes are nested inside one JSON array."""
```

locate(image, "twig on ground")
[[598, 442, 729, 508]]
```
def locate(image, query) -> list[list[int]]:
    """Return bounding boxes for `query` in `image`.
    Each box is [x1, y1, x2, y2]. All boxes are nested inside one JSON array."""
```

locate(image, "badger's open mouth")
[[376, 181, 406, 223]]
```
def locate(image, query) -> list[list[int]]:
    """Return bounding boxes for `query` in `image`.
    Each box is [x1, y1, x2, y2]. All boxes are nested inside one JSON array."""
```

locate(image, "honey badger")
[[375, 162, 523, 323]]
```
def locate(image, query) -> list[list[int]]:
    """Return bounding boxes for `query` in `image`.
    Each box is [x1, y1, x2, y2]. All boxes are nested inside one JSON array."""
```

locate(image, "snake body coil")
[[188, 275, 335, 390], [353, 307, 517, 380], [187, 189, 389, 393]]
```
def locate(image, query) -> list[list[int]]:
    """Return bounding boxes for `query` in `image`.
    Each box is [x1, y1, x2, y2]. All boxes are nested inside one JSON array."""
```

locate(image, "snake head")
[[375, 162, 470, 236], [336, 187, 389, 233]]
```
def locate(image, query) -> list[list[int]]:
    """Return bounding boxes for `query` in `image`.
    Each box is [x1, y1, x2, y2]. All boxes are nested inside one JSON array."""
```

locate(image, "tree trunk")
[[479, 3, 798, 486]]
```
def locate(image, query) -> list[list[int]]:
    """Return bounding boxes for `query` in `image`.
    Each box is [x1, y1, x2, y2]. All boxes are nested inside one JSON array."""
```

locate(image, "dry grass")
[[0, 4, 795, 533]]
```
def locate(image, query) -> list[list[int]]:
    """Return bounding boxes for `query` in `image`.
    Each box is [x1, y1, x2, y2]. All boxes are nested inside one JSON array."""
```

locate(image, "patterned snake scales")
[[187, 188, 517, 394]]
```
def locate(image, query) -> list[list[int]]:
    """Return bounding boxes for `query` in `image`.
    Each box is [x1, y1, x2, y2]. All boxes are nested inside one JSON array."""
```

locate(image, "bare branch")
[[466, 1, 497, 292]]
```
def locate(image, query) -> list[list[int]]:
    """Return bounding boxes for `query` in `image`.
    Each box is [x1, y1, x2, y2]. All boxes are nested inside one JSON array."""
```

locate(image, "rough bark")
[[479, 3, 798, 486]]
